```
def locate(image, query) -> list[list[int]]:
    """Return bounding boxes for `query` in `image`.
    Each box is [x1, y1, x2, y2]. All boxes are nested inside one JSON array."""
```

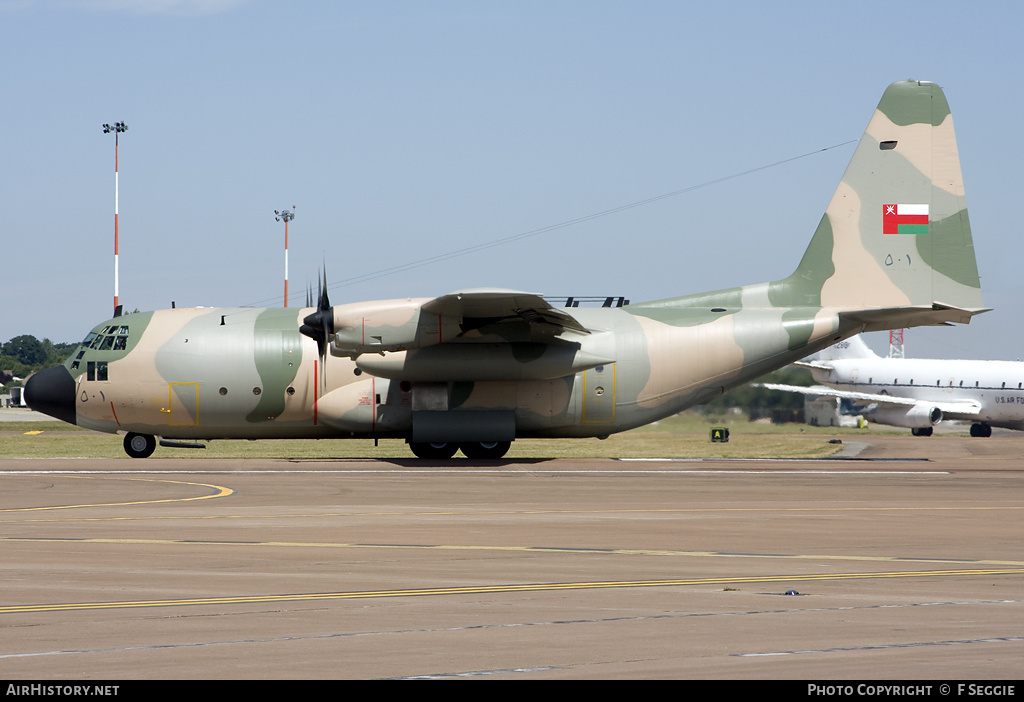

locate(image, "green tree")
[[702, 366, 813, 418], [1, 336, 77, 380], [0, 353, 32, 380], [43, 339, 77, 366], [2, 335, 46, 366]]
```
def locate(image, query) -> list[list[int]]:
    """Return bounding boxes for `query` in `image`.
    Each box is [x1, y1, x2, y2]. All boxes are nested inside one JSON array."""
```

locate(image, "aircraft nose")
[[24, 365, 77, 425]]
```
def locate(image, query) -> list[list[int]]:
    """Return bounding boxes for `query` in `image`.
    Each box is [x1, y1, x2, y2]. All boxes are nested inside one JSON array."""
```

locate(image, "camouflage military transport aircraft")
[[26, 80, 986, 459]]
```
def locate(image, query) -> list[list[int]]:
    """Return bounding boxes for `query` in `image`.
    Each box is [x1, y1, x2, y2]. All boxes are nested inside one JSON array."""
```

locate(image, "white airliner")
[[760, 335, 1024, 437]]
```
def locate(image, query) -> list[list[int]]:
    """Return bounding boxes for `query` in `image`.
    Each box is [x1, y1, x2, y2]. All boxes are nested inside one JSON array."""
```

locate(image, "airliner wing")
[[758, 383, 983, 416]]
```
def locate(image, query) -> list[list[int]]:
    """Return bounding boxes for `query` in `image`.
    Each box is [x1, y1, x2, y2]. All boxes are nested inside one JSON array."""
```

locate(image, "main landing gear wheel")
[[459, 441, 511, 459], [124, 432, 156, 458], [911, 427, 933, 437], [970, 423, 992, 437], [409, 442, 459, 459]]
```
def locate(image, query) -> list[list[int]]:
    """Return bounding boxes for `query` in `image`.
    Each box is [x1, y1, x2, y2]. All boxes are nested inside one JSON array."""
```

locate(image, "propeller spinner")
[[299, 273, 334, 360]]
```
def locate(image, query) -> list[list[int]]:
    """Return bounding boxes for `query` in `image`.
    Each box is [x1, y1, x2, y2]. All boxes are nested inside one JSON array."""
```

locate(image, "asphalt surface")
[[1, 434, 1022, 680]]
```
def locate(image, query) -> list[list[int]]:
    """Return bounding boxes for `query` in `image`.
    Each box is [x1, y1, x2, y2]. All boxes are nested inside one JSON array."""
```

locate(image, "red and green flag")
[[883, 203, 929, 235]]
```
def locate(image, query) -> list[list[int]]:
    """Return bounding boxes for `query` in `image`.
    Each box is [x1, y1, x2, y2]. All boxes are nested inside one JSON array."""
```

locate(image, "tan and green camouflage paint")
[[57, 80, 984, 447]]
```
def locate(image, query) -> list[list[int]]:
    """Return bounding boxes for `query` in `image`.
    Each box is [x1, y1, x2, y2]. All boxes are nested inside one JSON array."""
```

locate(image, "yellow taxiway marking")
[[0, 476, 232, 512], [4, 536, 1024, 568], [2, 568, 1022, 615]]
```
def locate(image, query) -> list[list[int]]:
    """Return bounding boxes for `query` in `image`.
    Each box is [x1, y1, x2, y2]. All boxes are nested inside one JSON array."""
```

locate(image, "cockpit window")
[[80, 325, 131, 358]]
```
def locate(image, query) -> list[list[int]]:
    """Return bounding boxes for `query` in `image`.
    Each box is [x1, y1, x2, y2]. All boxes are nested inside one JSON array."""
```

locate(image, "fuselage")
[[812, 357, 1024, 430], [27, 298, 847, 445]]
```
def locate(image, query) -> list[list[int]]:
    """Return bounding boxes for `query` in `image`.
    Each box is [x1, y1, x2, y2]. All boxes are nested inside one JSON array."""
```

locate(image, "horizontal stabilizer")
[[839, 303, 989, 332]]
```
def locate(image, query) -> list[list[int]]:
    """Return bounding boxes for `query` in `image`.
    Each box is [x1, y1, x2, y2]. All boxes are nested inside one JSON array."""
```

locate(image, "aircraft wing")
[[421, 288, 593, 335], [758, 383, 983, 416]]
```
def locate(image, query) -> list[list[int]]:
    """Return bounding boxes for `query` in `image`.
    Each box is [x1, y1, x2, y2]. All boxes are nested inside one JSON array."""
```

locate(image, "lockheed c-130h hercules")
[[27, 80, 986, 459]]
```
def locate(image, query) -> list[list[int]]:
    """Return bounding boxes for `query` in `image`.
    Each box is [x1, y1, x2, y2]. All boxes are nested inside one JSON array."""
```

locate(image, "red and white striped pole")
[[103, 122, 128, 315], [275, 207, 295, 307]]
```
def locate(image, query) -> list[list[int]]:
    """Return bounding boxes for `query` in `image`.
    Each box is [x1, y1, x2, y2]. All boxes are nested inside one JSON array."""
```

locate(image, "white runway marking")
[[0, 469, 948, 475]]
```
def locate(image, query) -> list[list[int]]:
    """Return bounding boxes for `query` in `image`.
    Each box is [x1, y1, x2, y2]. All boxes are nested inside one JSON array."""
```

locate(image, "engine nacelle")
[[868, 404, 942, 428], [355, 342, 613, 382], [328, 299, 462, 357]]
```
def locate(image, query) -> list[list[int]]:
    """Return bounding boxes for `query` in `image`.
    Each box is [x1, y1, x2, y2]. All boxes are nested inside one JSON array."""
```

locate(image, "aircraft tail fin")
[[771, 80, 984, 327], [818, 334, 877, 361]]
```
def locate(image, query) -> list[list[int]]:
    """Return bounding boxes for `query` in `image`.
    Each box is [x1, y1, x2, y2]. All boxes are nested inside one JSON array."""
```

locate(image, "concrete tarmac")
[[1, 435, 1022, 680]]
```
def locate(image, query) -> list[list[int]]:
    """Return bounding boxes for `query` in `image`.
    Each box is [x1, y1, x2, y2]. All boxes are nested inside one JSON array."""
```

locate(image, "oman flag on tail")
[[883, 203, 929, 235]]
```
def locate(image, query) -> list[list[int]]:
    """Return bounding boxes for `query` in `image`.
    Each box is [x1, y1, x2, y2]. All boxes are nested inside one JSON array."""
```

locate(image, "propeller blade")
[[299, 267, 334, 361], [318, 269, 330, 311]]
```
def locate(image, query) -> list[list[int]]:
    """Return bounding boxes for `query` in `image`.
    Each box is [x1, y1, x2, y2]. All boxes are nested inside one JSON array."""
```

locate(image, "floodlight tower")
[[889, 328, 905, 359], [274, 207, 295, 307], [103, 121, 128, 315]]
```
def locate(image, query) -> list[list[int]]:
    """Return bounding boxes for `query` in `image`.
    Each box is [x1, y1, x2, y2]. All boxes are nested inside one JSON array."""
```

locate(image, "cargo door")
[[169, 382, 199, 427]]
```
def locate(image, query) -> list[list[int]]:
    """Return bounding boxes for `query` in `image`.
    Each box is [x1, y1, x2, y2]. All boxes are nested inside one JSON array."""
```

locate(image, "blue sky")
[[3, 0, 1022, 361]]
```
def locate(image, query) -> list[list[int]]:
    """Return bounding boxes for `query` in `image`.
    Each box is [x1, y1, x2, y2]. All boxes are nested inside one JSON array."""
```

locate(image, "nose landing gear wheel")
[[124, 432, 156, 458]]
